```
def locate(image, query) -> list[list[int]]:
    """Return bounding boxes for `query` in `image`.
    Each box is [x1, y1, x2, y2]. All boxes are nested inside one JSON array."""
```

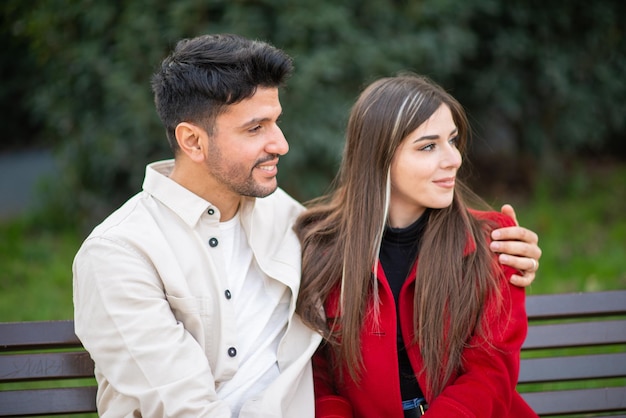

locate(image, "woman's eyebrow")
[[414, 128, 457, 143]]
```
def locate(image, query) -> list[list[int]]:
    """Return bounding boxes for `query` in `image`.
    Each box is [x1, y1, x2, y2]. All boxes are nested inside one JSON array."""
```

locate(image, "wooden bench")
[[1, 290, 625, 416], [0, 320, 97, 416], [519, 289, 626, 416]]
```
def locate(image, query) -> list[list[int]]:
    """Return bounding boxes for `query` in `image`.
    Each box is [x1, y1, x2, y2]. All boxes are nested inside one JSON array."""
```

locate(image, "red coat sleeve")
[[424, 212, 537, 417], [425, 283, 529, 416], [313, 343, 354, 418]]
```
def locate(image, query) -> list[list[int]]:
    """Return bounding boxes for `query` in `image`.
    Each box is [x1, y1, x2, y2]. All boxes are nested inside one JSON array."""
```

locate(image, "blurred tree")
[[1, 1, 44, 149], [457, 0, 626, 180], [3, 0, 624, 230]]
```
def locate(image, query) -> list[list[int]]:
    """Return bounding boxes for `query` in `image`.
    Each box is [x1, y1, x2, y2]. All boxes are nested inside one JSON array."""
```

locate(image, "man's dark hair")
[[151, 33, 293, 152]]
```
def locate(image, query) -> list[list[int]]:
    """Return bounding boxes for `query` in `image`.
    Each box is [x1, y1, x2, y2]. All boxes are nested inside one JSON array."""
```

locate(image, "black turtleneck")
[[379, 210, 430, 401]]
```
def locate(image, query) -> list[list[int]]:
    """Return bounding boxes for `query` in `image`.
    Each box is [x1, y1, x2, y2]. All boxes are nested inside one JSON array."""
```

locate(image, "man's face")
[[204, 87, 288, 199]]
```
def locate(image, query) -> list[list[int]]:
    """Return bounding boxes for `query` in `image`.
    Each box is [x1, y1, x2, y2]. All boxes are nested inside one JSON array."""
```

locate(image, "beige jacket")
[[73, 160, 322, 417]]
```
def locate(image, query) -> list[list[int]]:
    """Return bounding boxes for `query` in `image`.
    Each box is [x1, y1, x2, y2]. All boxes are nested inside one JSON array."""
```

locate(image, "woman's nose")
[[442, 145, 462, 169]]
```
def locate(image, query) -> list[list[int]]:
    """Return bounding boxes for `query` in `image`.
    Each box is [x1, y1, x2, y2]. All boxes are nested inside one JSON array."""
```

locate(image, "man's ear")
[[175, 122, 206, 162]]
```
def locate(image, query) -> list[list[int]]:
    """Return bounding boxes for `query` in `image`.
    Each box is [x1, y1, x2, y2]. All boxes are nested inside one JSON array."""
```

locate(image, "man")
[[73, 33, 541, 417]]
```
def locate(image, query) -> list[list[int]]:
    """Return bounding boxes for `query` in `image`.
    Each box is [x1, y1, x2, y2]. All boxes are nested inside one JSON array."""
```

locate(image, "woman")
[[295, 74, 538, 417]]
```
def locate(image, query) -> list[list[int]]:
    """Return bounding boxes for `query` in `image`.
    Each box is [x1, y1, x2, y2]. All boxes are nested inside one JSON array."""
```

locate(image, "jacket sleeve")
[[312, 340, 353, 417], [424, 213, 535, 417], [73, 236, 231, 417]]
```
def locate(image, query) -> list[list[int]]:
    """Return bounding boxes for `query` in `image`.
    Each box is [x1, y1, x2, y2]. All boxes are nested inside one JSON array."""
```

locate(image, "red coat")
[[313, 211, 538, 418]]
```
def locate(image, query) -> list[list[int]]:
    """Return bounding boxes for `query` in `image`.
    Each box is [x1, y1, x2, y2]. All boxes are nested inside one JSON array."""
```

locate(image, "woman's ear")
[[175, 122, 206, 162]]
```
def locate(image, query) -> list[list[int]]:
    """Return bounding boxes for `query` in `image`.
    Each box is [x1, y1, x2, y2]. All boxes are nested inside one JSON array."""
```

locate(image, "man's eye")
[[249, 125, 262, 133]]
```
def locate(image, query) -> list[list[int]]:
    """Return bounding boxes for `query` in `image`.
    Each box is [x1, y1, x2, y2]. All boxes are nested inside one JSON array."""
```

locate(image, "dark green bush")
[[2, 0, 625, 231]]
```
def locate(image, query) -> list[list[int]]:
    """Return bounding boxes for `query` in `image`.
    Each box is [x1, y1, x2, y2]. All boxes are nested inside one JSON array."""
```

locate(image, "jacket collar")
[[142, 159, 256, 228]]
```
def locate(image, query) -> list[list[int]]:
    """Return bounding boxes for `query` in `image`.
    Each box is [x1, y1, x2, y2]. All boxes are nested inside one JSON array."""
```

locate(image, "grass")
[[490, 161, 626, 295], [0, 219, 81, 321]]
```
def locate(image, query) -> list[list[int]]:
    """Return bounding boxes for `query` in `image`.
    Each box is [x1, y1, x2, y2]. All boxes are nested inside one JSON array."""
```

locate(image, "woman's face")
[[388, 103, 462, 228]]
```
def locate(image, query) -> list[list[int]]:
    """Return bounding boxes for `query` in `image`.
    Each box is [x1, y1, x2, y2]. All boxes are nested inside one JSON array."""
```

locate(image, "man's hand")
[[490, 204, 542, 288]]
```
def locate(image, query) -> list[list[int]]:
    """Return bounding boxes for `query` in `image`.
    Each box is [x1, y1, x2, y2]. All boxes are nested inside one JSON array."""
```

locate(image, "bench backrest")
[[0, 320, 97, 416], [519, 289, 626, 416], [1, 290, 625, 416]]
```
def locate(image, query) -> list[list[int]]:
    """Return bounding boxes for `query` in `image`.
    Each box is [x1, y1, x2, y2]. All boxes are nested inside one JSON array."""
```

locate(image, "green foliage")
[[457, 0, 626, 168], [0, 1, 44, 148], [494, 162, 626, 295], [3, 0, 625, 230]]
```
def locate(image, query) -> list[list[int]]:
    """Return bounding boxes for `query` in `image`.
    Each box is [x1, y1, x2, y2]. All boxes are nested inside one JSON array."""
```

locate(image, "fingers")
[[509, 271, 535, 288], [498, 253, 539, 288], [498, 253, 540, 272], [500, 204, 519, 226], [496, 204, 541, 288], [491, 226, 539, 246], [490, 238, 542, 261]]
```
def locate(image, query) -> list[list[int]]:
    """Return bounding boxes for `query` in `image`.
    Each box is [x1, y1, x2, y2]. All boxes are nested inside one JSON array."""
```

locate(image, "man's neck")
[[169, 161, 241, 222]]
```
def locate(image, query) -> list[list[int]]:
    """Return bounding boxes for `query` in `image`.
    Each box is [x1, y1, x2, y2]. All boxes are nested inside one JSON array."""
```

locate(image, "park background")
[[1, 0, 625, 322]]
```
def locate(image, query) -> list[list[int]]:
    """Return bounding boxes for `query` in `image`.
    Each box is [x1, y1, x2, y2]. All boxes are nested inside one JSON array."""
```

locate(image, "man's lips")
[[255, 158, 279, 174]]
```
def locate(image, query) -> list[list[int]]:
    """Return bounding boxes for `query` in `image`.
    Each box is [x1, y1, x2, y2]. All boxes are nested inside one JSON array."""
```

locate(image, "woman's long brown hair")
[[295, 74, 499, 398]]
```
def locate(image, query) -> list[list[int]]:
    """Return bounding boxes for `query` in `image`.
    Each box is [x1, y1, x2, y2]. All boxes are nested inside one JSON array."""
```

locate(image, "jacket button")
[[228, 347, 237, 357], [208, 237, 218, 247], [225, 289, 232, 300], [208, 208, 215, 215]]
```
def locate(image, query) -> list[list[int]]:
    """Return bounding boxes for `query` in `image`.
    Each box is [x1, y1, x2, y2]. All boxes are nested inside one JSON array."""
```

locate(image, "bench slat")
[[0, 351, 94, 382], [519, 352, 626, 383], [523, 319, 626, 349], [0, 320, 80, 350], [0, 386, 98, 416], [525, 291, 626, 320], [1, 291, 624, 416], [521, 386, 626, 415]]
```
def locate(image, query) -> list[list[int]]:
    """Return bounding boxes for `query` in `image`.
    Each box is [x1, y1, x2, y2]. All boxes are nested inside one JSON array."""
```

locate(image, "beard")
[[205, 149, 279, 198], [224, 169, 278, 198]]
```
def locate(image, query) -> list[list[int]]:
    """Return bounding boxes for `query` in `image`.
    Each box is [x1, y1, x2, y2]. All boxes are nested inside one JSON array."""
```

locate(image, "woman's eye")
[[449, 136, 459, 146], [420, 143, 435, 151]]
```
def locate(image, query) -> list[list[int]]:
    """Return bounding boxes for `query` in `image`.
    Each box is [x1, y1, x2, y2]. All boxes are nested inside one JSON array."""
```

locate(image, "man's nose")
[[268, 125, 289, 156]]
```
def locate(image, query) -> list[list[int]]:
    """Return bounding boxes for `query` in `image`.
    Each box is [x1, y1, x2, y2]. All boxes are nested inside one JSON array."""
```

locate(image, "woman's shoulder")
[[468, 209, 516, 229], [469, 209, 522, 283]]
